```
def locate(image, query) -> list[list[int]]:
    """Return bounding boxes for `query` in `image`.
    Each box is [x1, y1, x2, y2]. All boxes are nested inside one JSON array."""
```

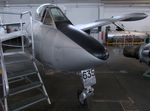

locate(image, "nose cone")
[[94, 48, 109, 60], [56, 23, 109, 61]]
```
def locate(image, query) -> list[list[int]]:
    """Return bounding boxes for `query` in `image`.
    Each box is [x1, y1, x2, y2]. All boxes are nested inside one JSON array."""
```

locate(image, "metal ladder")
[[0, 11, 51, 111]]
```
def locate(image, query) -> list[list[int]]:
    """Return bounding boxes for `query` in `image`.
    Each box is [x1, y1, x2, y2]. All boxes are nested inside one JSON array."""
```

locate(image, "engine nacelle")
[[123, 45, 140, 59], [123, 44, 150, 65], [139, 44, 150, 65]]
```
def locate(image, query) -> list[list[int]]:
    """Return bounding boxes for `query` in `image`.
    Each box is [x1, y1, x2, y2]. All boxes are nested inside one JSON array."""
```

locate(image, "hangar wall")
[[0, 3, 150, 32]]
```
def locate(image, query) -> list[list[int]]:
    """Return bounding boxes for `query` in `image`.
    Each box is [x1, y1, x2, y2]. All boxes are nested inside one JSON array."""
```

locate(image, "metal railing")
[[0, 11, 34, 111]]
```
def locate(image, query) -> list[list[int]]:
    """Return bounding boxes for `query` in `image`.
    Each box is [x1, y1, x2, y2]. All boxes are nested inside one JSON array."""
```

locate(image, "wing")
[[75, 13, 148, 31]]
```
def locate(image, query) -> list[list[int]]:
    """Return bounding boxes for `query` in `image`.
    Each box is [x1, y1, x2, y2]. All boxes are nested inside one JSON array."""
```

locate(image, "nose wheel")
[[77, 89, 87, 106], [77, 86, 94, 106], [78, 68, 96, 106]]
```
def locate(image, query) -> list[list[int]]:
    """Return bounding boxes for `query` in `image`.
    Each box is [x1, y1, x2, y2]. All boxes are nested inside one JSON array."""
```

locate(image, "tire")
[[77, 89, 88, 107]]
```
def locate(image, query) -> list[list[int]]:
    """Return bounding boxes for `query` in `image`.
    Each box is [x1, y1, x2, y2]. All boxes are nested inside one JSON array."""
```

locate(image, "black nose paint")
[[56, 22, 109, 60]]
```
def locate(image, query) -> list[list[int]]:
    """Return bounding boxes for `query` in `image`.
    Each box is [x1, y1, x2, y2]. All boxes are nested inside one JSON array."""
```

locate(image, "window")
[[41, 7, 68, 25], [50, 8, 68, 22], [42, 8, 53, 25]]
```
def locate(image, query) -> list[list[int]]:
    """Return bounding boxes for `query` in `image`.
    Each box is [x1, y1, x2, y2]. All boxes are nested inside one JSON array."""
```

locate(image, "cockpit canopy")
[[35, 3, 69, 25]]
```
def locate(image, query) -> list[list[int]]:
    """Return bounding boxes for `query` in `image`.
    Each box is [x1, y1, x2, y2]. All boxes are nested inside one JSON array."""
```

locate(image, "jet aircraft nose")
[[56, 23, 109, 61]]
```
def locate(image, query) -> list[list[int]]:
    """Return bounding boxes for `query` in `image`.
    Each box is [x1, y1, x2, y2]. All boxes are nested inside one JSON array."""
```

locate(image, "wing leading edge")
[[75, 13, 148, 31]]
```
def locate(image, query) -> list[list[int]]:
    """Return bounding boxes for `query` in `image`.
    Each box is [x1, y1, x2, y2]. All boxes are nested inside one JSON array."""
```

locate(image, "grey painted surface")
[[30, 4, 108, 71], [33, 21, 102, 71]]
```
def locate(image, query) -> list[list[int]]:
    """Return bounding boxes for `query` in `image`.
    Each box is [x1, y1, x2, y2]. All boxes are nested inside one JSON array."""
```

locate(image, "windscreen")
[[50, 7, 68, 22], [42, 8, 53, 25]]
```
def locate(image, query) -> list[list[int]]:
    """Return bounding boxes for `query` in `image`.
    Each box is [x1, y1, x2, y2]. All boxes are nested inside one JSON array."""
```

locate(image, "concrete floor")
[[0, 47, 150, 111]]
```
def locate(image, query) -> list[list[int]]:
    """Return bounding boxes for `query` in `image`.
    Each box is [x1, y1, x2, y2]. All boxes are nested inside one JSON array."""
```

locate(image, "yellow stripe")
[[106, 42, 144, 45]]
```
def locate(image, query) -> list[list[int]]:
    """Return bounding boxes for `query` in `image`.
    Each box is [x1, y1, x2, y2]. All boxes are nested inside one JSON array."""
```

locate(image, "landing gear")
[[77, 89, 87, 106], [77, 86, 94, 106], [78, 68, 96, 106]]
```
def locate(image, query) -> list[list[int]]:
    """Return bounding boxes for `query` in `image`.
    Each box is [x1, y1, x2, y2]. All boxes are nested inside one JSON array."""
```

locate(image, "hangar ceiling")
[[0, 0, 150, 4]]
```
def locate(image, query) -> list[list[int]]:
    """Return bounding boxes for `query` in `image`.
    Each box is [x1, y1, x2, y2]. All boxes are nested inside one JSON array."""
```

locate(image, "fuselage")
[[32, 4, 109, 71], [108, 31, 147, 39]]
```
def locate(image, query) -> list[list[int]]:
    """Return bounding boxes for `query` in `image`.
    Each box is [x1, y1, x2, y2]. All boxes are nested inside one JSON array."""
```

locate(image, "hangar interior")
[[0, 0, 149, 31], [0, 0, 150, 111]]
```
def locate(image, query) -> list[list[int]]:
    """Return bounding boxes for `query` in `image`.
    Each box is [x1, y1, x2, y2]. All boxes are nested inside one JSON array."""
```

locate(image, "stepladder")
[[0, 11, 51, 111]]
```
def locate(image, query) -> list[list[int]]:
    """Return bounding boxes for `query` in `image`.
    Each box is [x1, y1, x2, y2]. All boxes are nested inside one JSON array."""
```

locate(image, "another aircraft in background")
[[107, 30, 147, 39], [123, 37, 150, 77], [106, 22, 147, 45]]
